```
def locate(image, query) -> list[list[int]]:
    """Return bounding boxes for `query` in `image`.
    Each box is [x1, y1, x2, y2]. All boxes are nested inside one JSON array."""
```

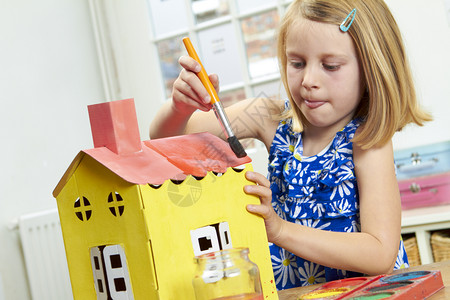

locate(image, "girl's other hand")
[[244, 171, 284, 243], [171, 55, 219, 114]]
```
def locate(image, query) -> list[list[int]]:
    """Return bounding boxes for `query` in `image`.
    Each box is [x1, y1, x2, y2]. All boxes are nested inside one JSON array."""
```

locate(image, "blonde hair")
[[277, 0, 432, 149]]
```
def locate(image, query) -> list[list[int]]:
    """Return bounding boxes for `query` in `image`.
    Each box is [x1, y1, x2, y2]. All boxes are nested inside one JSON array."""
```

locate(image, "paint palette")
[[298, 271, 444, 299]]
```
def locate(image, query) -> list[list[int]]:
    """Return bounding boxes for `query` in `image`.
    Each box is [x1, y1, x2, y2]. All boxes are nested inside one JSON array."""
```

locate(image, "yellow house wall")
[[141, 164, 278, 299], [56, 155, 277, 299], [56, 155, 158, 299]]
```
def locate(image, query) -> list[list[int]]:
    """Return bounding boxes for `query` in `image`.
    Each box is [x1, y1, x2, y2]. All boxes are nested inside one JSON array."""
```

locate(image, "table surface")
[[278, 260, 450, 299]]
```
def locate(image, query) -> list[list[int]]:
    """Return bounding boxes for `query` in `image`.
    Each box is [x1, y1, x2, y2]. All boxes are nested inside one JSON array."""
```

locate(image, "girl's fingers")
[[209, 73, 220, 93], [178, 56, 211, 103], [180, 69, 211, 104], [245, 171, 270, 187], [244, 171, 272, 207], [173, 73, 197, 101], [178, 55, 201, 73], [172, 66, 213, 112], [246, 202, 272, 219], [244, 184, 272, 202], [171, 88, 211, 112]]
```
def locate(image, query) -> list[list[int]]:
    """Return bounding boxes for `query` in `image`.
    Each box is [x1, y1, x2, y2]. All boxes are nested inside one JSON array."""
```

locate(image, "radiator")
[[0, 272, 5, 300], [18, 208, 73, 300]]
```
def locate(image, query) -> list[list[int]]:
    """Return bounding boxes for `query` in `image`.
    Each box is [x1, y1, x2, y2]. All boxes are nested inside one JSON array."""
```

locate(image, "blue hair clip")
[[340, 8, 357, 32]]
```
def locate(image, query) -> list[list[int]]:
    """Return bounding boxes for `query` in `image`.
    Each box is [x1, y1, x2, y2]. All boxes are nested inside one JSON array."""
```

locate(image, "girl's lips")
[[304, 99, 326, 109]]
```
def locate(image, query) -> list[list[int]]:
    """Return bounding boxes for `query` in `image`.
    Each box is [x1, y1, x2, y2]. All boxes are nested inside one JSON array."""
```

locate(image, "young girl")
[[150, 0, 432, 290]]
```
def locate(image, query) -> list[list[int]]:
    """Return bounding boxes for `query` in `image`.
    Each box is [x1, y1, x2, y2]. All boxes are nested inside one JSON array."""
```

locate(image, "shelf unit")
[[401, 204, 450, 265]]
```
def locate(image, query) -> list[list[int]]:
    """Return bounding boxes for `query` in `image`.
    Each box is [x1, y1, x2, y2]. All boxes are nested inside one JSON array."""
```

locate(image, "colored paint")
[[300, 271, 444, 300], [323, 277, 368, 288], [381, 271, 430, 283], [368, 281, 412, 292], [300, 287, 350, 299], [348, 292, 394, 300]]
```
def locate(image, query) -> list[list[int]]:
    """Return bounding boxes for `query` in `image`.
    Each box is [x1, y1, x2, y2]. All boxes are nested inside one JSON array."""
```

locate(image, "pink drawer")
[[398, 172, 450, 210]]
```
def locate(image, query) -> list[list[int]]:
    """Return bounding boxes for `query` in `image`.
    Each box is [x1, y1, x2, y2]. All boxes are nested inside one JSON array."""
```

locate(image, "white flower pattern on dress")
[[271, 249, 300, 288], [330, 179, 354, 200], [295, 218, 331, 230], [298, 261, 326, 286]]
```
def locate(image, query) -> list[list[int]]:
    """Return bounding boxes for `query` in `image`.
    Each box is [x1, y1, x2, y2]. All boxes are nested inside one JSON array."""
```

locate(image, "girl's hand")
[[171, 55, 219, 114], [244, 171, 284, 243]]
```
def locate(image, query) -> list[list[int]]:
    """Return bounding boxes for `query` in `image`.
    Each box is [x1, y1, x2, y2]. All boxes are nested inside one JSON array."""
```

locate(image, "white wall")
[[89, 0, 164, 140], [0, 0, 104, 299], [388, 0, 450, 150]]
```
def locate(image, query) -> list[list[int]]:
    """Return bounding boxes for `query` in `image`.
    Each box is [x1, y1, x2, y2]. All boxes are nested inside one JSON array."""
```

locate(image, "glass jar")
[[192, 247, 263, 300]]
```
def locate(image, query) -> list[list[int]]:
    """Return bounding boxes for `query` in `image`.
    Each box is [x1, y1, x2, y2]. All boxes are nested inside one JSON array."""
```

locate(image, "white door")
[[90, 245, 134, 300]]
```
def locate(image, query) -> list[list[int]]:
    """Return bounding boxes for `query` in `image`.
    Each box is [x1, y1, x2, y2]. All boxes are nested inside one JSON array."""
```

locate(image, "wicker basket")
[[431, 230, 450, 262], [404, 235, 421, 266]]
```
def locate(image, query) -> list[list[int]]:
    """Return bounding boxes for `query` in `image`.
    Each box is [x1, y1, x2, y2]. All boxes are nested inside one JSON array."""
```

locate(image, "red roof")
[[53, 99, 251, 197], [91, 132, 250, 183], [53, 132, 251, 197]]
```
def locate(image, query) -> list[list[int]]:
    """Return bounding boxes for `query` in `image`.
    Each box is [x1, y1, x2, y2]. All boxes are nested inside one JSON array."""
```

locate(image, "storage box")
[[398, 172, 450, 210], [403, 235, 421, 266], [431, 230, 450, 262], [394, 141, 450, 181]]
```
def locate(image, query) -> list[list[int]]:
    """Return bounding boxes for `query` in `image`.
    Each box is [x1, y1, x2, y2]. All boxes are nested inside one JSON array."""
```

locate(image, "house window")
[[108, 192, 125, 217], [74, 196, 92, 221], [190, 221, 232, 256], [146, 0, 291, 103]]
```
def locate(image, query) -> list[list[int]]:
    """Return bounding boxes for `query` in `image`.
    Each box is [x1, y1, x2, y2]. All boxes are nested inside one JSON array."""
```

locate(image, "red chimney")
[[88, 98, 142, 155]]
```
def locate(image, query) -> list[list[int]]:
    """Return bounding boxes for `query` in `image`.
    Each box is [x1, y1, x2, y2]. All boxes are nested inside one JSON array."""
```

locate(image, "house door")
[[90, 245, 134, 300]]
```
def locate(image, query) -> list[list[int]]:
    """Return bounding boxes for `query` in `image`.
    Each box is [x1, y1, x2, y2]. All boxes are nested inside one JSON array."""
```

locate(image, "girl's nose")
[[302, 66, 319, 90]]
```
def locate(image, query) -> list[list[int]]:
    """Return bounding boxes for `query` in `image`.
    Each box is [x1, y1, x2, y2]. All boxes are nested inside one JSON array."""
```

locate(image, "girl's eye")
[[323, 64, 340, 71], [290, 61, 305, 69]]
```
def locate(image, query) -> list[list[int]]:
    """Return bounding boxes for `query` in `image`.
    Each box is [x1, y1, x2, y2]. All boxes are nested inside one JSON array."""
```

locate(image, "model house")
[[53, 98, 277, 299]]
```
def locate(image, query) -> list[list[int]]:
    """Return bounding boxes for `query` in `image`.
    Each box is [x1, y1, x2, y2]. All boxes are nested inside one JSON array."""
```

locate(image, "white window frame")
[[147, 0, 289, 98], [88, 0, 292, 104]]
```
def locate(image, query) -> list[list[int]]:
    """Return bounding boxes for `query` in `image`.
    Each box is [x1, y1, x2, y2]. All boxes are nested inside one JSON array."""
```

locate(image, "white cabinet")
[[401, 205, 450, 265]]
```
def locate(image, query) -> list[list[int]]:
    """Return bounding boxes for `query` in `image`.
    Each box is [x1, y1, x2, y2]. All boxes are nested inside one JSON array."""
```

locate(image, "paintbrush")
[[182, 37, 247, 158]]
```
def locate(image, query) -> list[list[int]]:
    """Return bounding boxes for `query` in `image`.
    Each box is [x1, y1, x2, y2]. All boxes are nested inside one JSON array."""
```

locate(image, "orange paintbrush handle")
[[182, 37, 219, 104], [182, 37, 247, 158]]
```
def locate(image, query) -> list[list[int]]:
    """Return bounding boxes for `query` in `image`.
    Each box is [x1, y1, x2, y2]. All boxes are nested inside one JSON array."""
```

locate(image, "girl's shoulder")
[[225, 97, 283, 144], [246, 98, 285, 148]]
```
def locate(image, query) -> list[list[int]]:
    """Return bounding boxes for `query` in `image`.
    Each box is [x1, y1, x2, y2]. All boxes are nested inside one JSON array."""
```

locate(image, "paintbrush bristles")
[[227, 136, 247, 158]]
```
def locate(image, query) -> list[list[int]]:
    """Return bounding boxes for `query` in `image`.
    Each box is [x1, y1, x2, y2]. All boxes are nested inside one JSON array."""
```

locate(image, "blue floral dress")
[[268, 103, 409, 290]]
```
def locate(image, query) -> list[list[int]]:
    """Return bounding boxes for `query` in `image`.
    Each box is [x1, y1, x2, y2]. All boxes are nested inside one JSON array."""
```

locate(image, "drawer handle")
[[409, 183, 421, 193]]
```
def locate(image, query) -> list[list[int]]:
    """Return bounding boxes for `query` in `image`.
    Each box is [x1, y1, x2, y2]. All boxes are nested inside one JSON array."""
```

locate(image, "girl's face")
[[286, 17, 363, 133]]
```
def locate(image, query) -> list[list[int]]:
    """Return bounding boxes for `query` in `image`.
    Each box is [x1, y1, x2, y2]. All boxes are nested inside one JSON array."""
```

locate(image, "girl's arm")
[[150, 56, 283, 148], [246, 139, 401, 275]]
